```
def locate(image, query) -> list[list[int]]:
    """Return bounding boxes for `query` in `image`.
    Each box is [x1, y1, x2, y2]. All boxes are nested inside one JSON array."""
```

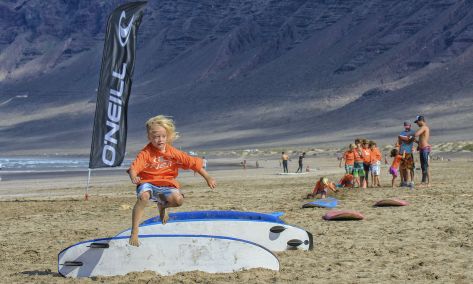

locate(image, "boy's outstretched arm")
[[196, 167, 217, 189]]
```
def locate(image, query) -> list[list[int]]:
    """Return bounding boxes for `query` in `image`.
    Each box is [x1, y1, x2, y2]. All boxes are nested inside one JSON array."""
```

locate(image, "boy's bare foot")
[[158, 203, 169, 224], [129, 233, 140, 247]]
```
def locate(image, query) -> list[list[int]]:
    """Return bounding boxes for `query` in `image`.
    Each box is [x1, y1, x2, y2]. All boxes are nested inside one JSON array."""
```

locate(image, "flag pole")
[[85, 169, 92, 200]]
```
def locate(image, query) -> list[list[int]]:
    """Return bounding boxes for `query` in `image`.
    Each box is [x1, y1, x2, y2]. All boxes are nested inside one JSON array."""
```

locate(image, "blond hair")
[[146, 115, 179, 143]]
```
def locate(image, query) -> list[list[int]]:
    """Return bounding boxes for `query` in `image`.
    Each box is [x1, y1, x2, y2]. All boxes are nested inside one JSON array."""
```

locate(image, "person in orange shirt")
[[127, 115, 217, 247], [389, 149, 403, 188], [360, 139, 372, 188], [307, 177, 338, 199], [369, 141, 382, 187], [338, 173, 354, 188], [339, 144, 356, 174], [352, 139, 364, 188]]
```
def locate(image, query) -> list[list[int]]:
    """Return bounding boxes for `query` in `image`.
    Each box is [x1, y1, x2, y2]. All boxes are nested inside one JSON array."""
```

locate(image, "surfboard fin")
[[287, 239, 303, 247], [89, 243, 110, 248], [63, 261, 83, 266], [269, 225, 286, 233]]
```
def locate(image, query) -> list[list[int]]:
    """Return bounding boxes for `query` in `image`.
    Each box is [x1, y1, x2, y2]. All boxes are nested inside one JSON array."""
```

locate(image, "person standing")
[[398, 122, 416, 188], [360, 139, 372, 188], [281, 152, 289, 173], [339, 144, 356, 174], [414, 116, 431, 187], [296, 152, 306, 173]]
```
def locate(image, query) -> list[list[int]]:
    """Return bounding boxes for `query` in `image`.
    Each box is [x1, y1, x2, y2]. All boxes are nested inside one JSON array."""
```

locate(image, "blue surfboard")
[[141, 210, 286, 225], [302, 197, 338, 209]]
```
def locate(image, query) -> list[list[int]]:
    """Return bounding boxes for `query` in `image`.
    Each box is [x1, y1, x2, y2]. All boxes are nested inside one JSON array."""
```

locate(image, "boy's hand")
[[130, 175, 141, 184], [206, 177, 217, 189]]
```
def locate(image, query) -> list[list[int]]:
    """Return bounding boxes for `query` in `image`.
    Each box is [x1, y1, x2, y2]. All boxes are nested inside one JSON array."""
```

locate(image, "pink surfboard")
[[322, 210, 364, 221], [374, 198, 409, 207]]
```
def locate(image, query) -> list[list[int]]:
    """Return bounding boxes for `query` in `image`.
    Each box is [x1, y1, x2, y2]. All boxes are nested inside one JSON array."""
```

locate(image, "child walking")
[[127, 115, 217, 246], [389, 149, 402, 188]]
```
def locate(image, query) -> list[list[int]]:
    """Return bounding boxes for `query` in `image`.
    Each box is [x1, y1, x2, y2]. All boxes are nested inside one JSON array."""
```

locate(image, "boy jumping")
[[127, 115, 216, 246]]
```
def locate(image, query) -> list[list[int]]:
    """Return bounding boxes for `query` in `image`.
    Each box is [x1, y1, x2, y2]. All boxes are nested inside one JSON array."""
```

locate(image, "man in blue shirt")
[[398, 122, 415, 188]]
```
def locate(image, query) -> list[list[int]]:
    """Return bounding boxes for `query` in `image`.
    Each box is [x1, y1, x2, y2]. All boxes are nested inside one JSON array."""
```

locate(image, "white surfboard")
[[58, 234, 279, 278], [277, 172, 308, 175], [116, 211, 313, 251]]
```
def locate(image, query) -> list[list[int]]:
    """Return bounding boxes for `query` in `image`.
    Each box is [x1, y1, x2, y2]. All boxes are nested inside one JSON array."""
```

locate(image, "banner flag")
[[89, 1, 147, 169]]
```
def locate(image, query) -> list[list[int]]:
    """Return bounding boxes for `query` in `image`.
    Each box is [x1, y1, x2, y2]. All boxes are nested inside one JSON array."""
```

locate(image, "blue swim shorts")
[[136, 183, 180, 204]]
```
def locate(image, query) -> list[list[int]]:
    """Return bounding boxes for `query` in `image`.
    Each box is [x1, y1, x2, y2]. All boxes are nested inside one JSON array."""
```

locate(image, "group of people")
[[338, 138, 382, 189], [280, 152, 307, 173], [390, 115, 431, 188], [311, 116, 431, 198]]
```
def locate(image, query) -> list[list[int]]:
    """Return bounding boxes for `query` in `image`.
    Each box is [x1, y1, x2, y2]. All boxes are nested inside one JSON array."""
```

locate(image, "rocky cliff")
[[1, 0, 472, 154]]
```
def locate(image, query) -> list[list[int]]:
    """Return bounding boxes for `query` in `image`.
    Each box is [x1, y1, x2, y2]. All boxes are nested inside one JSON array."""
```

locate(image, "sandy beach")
[[1, 154, 472, 283]]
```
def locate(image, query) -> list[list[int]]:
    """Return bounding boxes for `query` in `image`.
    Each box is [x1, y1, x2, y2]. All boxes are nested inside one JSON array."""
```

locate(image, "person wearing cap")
[[413, 115, 431, 186], [307, 177, 338, 199], [397, 121, 416, 188]]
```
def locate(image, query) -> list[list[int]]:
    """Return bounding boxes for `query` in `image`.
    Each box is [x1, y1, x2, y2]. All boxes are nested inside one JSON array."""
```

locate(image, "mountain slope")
[[1, 0, 472, 154]]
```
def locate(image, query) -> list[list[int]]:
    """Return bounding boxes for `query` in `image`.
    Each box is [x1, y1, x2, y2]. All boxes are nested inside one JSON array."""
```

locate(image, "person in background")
[[281, 152, 289, 173], [339, 144, 356, 175], [360, 139, 372, 188], [414, 115, 431, 187], [398, 121, 416, 188], [338, 173, 355, 188], [389, 148, 403, 188], [307, 177, 339, 199], [369, 141, 382, 187], [296, 152, 306, 173]]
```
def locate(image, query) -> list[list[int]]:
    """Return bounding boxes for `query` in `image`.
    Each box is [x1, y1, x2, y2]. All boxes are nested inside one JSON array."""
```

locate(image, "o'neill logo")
[[117, 11, 135, 47], [102, 63, 127, 166]]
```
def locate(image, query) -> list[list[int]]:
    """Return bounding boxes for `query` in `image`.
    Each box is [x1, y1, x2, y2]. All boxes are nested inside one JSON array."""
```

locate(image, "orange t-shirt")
[[370, 147, 382, 165], [354, 149, 363, 163], [339, 174, 354, 187], [391, 155, 402, 169], [361, 148, 371, 164], [129, 143, 203, 188], [312, 181, 336, 194], [343, 151, 355, 165]]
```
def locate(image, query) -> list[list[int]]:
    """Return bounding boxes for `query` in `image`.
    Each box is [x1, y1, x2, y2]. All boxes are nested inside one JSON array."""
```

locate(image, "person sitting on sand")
[[338, 173, 354, 188], [389, 149, 403, 188], [339, 144, 355, 175], [127, 115, 217, 247], [307, 177, 338, 199]]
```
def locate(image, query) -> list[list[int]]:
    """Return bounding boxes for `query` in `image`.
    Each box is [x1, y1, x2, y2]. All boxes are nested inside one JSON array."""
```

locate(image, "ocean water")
[[0, 157, 131, 172]]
